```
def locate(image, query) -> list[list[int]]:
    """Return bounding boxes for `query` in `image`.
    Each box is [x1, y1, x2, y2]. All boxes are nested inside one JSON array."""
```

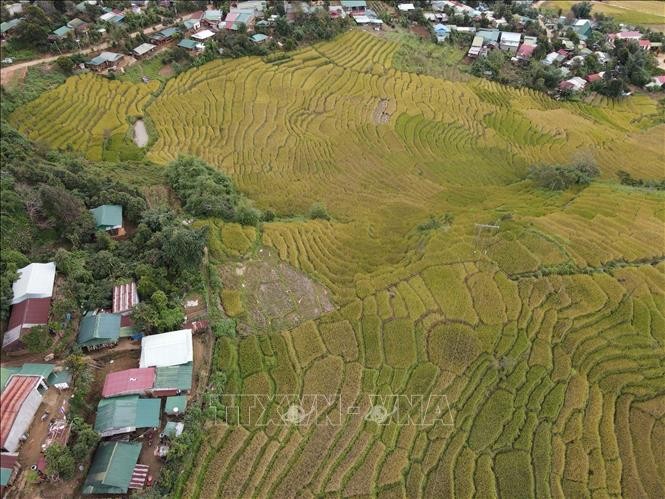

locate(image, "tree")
[[55, 56, 75, 74], [132, 290, 184, 333], [14, 5, 53, 50], [44, 444, 75, 480], [21, 325, 53, 353], [308, 203, 330, 220], [571, 1, 592, 19], [69, 417, 100, 463]]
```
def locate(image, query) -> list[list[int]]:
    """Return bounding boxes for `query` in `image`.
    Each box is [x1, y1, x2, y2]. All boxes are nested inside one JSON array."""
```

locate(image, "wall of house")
[[3, 390, 43, 452]]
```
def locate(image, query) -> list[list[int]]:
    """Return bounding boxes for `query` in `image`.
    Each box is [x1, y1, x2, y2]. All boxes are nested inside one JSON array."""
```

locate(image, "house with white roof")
[[11, 263, 56, 305], [139, 329, 192, 368]]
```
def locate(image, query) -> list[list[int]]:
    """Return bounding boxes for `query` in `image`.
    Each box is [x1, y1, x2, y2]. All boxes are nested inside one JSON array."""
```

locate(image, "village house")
[[99, 10, 125, 24], [477, 29, 500, 47], [572, 19, 592, 39], [150, 26, 179, 45], [201, 9, 223, 27], [251, 33, 269, 43], [102, 368, 156, 398], [222, 9, 256, 31], [192, 29, 215, 42], [340, 0, 366, 15], [0, 18, 22, 39], [398, 3, 415, 12], [67, 18, 89, 33], [468, 36, 484, 58], [151, 363, 193, 396], [139, 329, 192, 369], [2, 261, 55, 350], [164, 395, 187, 416], [132, 42, 156, 58], [1, 375, 48, 452], [93, 396, 160, 437], [112, 281, 139, 316], [2, 298, 50, 350], [586, 71, 605, 83], [183, 17, 201, 33], [77, 312, 121, 350], [52, 25, 73, 40], [516, 43, 537, 62], [2, 262, 55, 350], [559, 76, 587, 92], [90, 204, 124, 235], [11, 262, 56, 305], [177, 38, 204, 51], [499, 32, 521, 54], [86, 51, 123, 71], [82, 441, 146, 494], [433, 23, 450, 42]]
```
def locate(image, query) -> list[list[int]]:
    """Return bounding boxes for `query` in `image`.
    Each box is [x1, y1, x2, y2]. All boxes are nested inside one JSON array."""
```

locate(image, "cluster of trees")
[[167, 155, 267, 226], [1, 118, 207, 336], [528, 152, 600, 190], [617, 170, 665, 190]]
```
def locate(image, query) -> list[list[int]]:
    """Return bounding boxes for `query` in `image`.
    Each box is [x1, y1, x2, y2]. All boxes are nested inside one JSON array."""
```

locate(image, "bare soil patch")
[[372, 98, 391, 124], [219, 248, 335, 335], [158, 64, 174, 77]]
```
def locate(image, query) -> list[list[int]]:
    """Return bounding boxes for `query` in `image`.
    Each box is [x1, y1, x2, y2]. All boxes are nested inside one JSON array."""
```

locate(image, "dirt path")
[[0, 15, 191, 84]]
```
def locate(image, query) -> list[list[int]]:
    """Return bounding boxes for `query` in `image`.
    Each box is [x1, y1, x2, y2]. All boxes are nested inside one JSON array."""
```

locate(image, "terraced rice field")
[[541, 1, 665, 30], [11, 30, 665, 498]]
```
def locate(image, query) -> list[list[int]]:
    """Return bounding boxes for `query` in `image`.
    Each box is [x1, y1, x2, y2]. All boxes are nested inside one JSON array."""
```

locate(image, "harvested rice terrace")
[[10, 30, 665, 498]]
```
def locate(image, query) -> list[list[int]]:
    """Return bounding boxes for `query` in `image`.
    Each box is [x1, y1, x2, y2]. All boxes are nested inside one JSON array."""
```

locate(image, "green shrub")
[[308, 202, 330, 220]]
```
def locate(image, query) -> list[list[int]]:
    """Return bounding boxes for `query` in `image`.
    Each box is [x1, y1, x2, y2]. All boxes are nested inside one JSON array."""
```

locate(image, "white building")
[[11, 262, 56, 305], [1, 376, 47, 452], [140, 329, 193, 368]]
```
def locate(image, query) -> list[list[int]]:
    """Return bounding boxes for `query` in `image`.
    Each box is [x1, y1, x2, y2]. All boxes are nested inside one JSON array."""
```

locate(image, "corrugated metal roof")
[[0, 376, 41, 449], [178, 38, 198, 49], [112, 281, 138, 314], [164, 395, 188, 414], [82, 441, 141, 495], [6, 298, 51, 333], [140, 330, 192, 368], [154, 363, 193, 391], [94, 396, 160, 435], [133, 42, 156, 56], [16, 363, 54, 380], [78, 313, 121, 347], [0, 368, 20, 392], [90, 205, 122, 229], [163, 421, 184, 438], [129, 464, 149, 489], [102, 368, 155, 398], [12, 262, 56, 305]]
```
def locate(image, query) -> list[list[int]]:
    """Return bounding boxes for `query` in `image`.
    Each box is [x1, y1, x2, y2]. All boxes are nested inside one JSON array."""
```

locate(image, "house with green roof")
[[178, 38, 201, 51], [90, 205, 123, 232], [52, 25, 73, 38], [77, 313, 121, 350], [1, 18, 22, 36], [1, 364, 54, 391], [0, 367, 19, 392], [82, 441, 141, 495], [94, 396, 161, 437], [152, 362, 193, 396], [164, 395, 188, 415]]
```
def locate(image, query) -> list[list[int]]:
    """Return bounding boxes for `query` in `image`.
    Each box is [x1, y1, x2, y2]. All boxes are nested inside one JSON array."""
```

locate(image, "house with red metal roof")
[[516, 43, 536, 61], [2, 297, 51, 350], [102, 368, 155, 398], [112, 281, 139, 315], [1, 375, 47, 452]]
